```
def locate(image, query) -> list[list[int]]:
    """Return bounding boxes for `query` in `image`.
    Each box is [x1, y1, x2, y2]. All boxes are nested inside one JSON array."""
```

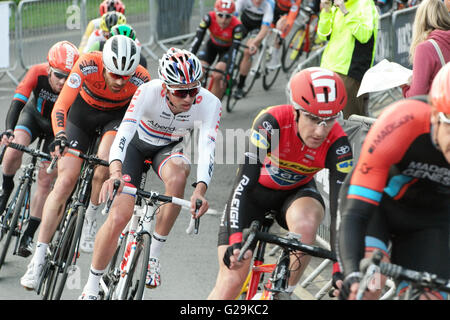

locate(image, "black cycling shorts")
[[365, 195, 450, 280], [14, 93, 54, 154], [120, 133, 190, 189], [197, 40, 231, 66], [66, 94, 127, 153], [217, 178, 325, 247]]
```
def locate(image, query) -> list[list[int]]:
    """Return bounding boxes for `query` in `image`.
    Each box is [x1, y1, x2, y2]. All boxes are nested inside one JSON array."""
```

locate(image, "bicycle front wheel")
[[281, 25, 306, 73], [121, 232, 151, 300], [0, 180, 29, 269], [262, 51, 282, 91]]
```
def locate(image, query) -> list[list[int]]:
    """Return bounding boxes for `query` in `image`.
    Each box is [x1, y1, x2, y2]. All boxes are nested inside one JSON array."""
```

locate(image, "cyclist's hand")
[[99, 176, 124, 204], [190, 193, 208, 218], [338, 274, 361, 300], [0, 130, 14, 146], [331, 271, 344, 297], [49, 133, 68, 158], [223, 243, 253, 270], [321, 0, 332, 12]]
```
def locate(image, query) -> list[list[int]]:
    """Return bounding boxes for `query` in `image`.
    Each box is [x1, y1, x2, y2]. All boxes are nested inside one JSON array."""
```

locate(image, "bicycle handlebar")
[[238, 220, 336, 262], [6, 142, 52, 161], [46, 148, 109, 174], [359, 250, 450, 297]]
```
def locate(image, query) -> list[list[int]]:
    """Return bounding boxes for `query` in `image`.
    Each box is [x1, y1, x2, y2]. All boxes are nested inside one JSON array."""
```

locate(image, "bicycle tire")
[[121, 232, 151, 300], [101, 231, 129, 300], [225, 49, 244, 113], [52, 205, 85, 300], [262, 61, 282, 90], [41, 206, 77, 300], [281, 25, 306, 73], [0, 179, 29, 269], [243, 47, 263, 97]]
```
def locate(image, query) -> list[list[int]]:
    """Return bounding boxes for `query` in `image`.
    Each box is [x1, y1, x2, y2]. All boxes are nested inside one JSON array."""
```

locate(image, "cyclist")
[[87, 24, 148, 69], [78, 0, 125, 53], [234, 0, 275, 99], [84, 11, 127, 54], [208, 67, 353, 299], [337, 62, 450, 300], [79, 48, 221, 300], [0, 41, 79, 258], [20, 35, 150, 291], [190, 0, 245, 100]]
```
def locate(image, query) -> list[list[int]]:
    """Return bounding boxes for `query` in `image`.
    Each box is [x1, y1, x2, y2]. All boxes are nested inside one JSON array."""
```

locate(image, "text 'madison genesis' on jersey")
[[109, 79, 222, 187]]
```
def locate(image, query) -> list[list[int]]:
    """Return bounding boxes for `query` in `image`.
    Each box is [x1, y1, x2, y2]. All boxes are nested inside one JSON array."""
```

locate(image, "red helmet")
[[430, 62, 450, 114], [99, 0, 125, 16], [215, 0, 236, 14], [288, 67, 347, 118], [47, 41, 79, 74]]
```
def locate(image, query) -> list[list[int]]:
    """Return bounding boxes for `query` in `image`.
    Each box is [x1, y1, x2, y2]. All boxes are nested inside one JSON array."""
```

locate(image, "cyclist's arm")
[[225, 24, 245, 77], [190, 13, 211, 54], [4, 66, 39, 131], [325, 135, 353, 252], [78, 19, 96, 53], [227, 108, 281, 244], [342, 8, 376, 44], [281, 0, 301, 39], [252, 24, 270, 47], [109, 85, 147, 165], [50, 58, 87, 137], [196, 94, 222, 188], [317, 6, 335, 41], [87, 41, 101, 53]]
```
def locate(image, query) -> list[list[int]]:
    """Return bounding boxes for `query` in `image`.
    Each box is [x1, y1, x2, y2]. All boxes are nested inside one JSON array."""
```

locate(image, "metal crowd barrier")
[[0, 1, 19, 87]]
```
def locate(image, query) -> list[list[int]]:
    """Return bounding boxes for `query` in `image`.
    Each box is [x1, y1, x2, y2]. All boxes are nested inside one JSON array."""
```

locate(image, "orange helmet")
[[47, 41, 79, 74], [288, 67, 347, 118], [215, 0, 236, 14], [430, 62, 450, 114], [99, 0, 125, 16]]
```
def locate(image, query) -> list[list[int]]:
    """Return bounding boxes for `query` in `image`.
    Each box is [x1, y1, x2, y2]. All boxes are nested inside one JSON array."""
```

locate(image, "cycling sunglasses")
[[439, 112, 450, 124], [167, 85, 200, 98], [301, 111, 340, 127], [107, 71, 132, 81], [51, 68, 69, 80], [216, 12, 233, 19]]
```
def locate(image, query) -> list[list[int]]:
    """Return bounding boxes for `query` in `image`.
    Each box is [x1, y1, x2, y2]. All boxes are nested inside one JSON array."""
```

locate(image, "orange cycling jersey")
[[51, 51, 150, 136], [275, 0, 301, 38]]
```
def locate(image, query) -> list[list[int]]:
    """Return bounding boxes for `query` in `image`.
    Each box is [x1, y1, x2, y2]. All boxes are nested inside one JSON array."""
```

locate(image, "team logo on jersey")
[[269, 154, 321, 175], [67, 73, 81, 89], [250, 130, 269, 149], [336, 159, 353, 173], [79, 60, 98, 75], [265, 164, 306, 186]]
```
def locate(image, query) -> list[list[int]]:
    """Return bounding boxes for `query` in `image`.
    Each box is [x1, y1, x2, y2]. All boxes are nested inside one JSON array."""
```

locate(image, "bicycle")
[[357, 249, 450, 300], [281, 5, 322, 73], [37, 136, 108, 300], [236, 212, 336, 300], [0, 138, 52, 270], [240, 27, 283, 97], [98, 180, 201, 300], [201, 49, 244, 113]]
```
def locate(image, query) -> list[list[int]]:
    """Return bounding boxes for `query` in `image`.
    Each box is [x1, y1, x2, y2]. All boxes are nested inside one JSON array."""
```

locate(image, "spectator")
[[317, 0, 379, 119], [402, 0, 450, 98]]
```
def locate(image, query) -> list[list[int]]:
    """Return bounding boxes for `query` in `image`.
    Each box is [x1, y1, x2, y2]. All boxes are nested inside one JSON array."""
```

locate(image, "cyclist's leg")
[[211, 60, 227, 99], [279, 181, 326, 292]]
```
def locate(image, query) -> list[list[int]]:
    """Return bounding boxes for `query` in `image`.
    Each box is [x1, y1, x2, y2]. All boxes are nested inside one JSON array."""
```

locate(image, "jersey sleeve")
[[262, 0, 275, 26], [190, 13, 211, 54], [109, 85, 147, 164], [196, 93, 222, 186], [249, 107, 281, 162], [325, 134, 353, 252], [51, 57, 87, 136]]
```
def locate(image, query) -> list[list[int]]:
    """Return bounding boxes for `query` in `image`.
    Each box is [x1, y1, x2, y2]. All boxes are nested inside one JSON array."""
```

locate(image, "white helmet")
[[158, 47, 203, 85], [103, 35, 140, 75]]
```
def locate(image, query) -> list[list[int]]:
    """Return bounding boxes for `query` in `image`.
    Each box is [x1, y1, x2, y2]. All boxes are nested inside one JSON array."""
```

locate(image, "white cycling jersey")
[[109, 79, 222, 186], [236, 0, 275, 27]]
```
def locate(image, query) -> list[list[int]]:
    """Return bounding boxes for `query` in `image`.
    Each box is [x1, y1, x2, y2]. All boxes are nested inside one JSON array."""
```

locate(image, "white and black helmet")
[[158, 47, 203, 85], [103, 35, 140, 75]]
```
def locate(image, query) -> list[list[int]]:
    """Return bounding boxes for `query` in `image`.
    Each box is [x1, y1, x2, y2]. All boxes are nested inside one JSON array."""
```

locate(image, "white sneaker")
[[145, 258, 161, 289], [20, 260, 43, 291], [266, 49, 281, 70], [80, 218, 97, 253]]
